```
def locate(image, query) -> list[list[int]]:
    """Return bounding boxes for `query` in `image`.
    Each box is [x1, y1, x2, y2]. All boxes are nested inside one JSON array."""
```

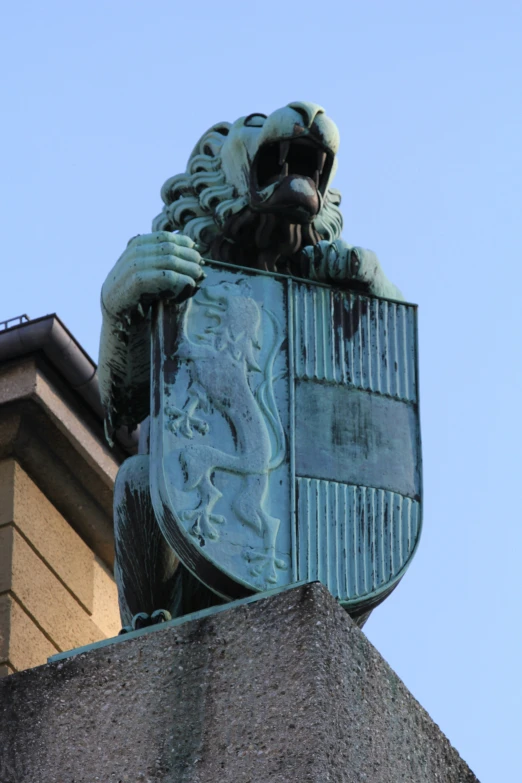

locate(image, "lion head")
[[190, 282, 262, 371], [152, 101, 343, 274]]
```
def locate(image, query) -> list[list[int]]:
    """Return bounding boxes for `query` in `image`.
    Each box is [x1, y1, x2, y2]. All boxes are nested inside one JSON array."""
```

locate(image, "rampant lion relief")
[[163, 281, 287, 585], [100, 101, 415, 633]]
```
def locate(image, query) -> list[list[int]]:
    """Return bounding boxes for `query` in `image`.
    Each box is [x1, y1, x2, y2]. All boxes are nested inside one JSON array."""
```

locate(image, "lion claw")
[[119, 608, 172, 635], [183, 509, 224, 542], [242, 549, 288, 586], [165, 405, 209, 438]]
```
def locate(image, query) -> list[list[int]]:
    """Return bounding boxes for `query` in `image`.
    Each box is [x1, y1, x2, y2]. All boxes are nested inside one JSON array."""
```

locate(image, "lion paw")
[[183, 509, 225, 542], [119, 609, 172, 635], [243, 549, 288, 586], [165, 405, 209, 438]]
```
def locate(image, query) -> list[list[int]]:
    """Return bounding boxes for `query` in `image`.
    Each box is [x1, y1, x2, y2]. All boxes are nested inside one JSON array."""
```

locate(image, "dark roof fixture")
[[0, 314, 30, 331]]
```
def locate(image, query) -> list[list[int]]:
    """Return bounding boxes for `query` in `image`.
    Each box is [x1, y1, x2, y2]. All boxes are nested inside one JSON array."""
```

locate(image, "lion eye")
[[244, 113, 267, 127]]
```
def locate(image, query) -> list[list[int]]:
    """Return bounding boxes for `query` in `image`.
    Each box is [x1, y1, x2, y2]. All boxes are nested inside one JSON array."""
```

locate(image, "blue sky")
[[2, 2, 521, 778]]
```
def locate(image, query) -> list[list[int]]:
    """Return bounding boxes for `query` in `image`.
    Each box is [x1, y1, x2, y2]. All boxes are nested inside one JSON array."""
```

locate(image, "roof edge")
[[0, 314, 138, 453]]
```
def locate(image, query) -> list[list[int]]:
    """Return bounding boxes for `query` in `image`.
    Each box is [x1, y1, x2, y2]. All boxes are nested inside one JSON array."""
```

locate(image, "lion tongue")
[[255, 212, 277, 249]]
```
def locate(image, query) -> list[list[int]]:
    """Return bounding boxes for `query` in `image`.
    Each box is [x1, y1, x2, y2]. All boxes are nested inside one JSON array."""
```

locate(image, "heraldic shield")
[[150, 260, 422, 618]]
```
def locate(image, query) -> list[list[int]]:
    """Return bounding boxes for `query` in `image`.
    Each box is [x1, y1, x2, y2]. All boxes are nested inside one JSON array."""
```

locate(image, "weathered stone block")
[[91, 556, 120, 638], [0, 458, 121, 653], [0, 583, 478, 782], [0, 594, 57, 671], [0, 458, 95, 611], [0, 525, 103, 651]]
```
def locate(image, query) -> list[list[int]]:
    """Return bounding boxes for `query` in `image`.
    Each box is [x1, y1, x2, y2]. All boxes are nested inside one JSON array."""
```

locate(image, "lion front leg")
[[180, 445, 226, 541], [165, 386, 209, 439], [98, 231, 205, 441], [236, 474, 287, 586]]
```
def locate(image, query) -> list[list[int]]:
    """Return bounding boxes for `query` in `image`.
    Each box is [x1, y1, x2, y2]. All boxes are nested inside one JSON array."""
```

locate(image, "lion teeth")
[[313, 170, 320, 187], [318, 150, 327, 174], [279, 140, 290, 166]]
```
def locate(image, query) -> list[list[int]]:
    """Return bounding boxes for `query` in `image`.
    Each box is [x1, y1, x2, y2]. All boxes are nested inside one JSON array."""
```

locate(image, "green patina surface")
[[96, 101, 422, 631]]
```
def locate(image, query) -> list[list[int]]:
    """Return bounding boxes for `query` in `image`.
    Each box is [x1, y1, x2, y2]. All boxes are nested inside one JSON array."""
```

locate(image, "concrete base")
[[0, 583, 478, 782]]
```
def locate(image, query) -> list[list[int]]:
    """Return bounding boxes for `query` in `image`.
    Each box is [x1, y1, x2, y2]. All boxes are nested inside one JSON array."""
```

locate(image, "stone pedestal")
[[0, 583, 478, 782]]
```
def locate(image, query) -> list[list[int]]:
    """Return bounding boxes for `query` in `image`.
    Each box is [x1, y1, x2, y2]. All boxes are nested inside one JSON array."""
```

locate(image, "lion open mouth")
[[251, 137, 334, 219], [154, 101, 342, 273]]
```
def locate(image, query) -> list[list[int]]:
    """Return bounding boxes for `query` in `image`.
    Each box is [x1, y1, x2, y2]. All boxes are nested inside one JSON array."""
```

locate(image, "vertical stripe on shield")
[[296, 478, 420, 601], [292, 283, 417, 402]]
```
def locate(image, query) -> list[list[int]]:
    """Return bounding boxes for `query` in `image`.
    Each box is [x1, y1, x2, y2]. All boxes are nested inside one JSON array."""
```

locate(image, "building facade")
[[0, 314, 134, 675]]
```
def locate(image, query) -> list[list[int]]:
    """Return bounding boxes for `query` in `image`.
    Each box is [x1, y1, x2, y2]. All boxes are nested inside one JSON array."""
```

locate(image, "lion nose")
[[288, 102, 325, 129]]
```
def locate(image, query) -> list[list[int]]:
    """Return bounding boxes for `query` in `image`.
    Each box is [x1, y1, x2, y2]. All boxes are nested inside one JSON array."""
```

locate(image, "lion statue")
[[99, 101, 404, 631]]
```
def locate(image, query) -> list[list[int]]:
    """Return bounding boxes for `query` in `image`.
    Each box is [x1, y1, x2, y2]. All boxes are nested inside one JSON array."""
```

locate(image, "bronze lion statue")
[[99, 101, 403, 630]]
